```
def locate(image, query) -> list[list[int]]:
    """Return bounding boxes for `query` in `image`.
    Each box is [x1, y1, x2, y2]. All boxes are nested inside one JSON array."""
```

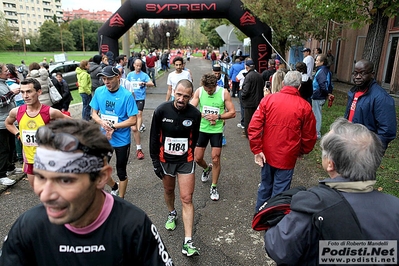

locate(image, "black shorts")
[[196, 132, 223, 148], [136, 100, 145, 111], [161, 161, 196, 177]]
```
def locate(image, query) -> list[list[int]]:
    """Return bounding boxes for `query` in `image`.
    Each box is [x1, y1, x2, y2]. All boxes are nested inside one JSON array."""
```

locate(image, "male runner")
[[0, 119, 173, 265], [212, 64, 230, 146], [191, 73, 236, 201], [126, 59, 154, 160], [165, 56, 192, 101], [90, 66, 138, 199], [150, 79, 201, 257], [5, 78, 67, 187]]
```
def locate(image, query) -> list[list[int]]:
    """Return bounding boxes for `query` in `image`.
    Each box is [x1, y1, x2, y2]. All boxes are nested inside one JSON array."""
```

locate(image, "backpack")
[[252, 186, 306, 231], [252, 184, 365, 241]]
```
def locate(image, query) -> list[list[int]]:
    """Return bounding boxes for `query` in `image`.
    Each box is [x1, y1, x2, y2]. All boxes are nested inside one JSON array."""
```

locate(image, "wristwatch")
[[218, 114, 222, 120], [111, 125, 116, 130]]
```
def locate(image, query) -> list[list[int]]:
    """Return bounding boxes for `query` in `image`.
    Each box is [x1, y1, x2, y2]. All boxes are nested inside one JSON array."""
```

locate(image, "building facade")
[[63, 9, 112, 23], [300, 16, 399, 94], [1, 0, 63, 35]]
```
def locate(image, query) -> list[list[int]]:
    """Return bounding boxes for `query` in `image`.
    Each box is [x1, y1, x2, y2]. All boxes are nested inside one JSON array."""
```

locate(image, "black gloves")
[[152, 160, 164, 180]]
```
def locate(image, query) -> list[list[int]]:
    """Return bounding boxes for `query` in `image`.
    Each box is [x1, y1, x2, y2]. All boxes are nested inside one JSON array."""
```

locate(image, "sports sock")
[[112, 182, 118, 190], [170, 209, 177, 216], [211, 184, 217, 187], [184, 237, 192, 244], [136, 144, 142, 150]]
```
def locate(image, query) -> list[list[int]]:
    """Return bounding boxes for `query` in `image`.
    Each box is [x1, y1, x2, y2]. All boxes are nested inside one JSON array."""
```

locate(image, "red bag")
[[62, 111, 71, 117]]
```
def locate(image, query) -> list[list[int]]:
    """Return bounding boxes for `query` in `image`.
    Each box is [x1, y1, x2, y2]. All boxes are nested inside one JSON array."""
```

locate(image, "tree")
[[69, 19, 101, 51], [39, 21, 61, 51], [297, 0, 399, 73], [200, 19, 225, 48], [176, 20, 208, 49], [136, 21, 180, 51], [242, 0, 327, 57], [0, 12, 15, 50]]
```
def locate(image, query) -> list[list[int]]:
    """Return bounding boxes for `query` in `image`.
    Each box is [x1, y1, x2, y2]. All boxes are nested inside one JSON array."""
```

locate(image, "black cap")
[[301, 48, 311, 52], [97, 66, 120, 77]]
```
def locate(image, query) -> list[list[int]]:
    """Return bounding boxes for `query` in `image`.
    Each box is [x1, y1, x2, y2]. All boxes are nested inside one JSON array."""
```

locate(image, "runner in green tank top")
[[191, 73, 236, 201]]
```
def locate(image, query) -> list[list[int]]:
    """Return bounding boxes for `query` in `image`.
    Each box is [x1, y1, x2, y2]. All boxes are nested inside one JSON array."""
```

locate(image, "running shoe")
[[136, 149, 145, 160], [0, 177, 16, 186], [237, 123, 244, 129], [111, 182, 119, 196], [182, 240, 200, 257], [165, 213, 177, 231], [210, 186, 220, 201], [6, 168, 23, 176], [201, 163, 212, 182], [222, 135, 226, 146], [139, 124, 146, 133]]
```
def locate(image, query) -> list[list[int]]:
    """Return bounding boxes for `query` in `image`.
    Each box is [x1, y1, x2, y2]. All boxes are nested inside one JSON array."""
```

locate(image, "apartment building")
[[1, 0, 63, 35], [63, 9, 112, 23]]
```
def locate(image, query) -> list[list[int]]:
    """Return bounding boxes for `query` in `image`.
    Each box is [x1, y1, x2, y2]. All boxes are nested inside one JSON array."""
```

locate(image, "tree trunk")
[[362, 9, 389, 74]]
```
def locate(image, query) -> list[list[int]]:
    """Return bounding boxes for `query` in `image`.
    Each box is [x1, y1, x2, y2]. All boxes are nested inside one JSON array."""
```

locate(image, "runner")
[[126, 59, 154, 160], [165, 56, 192, 101], [5, 78, 67, 187], [191, 73, 236, 201], [0, 119, 173, 265], [149, 79, 201, 257], [90, 66, 138, 199], [212, 64, 230, 146]]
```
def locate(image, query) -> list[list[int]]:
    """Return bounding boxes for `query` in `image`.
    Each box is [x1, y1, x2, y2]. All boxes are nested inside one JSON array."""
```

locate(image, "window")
[[394, 16, 399, 29]]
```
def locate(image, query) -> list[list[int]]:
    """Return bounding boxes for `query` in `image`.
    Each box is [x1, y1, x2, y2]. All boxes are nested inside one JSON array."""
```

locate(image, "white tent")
[[215, 25, 242, 55]]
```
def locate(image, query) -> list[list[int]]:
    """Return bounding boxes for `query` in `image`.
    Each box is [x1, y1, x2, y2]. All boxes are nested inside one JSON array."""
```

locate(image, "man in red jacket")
[[248, 70, 317, 212]]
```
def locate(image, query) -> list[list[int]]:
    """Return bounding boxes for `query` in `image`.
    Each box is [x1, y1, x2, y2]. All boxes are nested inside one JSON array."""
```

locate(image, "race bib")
[[101, 114, 118, 125], [203, 106, 219, 115], [129, 81, 142, 92], [164, 137, 188, 156], [22, 129, 38, 146]]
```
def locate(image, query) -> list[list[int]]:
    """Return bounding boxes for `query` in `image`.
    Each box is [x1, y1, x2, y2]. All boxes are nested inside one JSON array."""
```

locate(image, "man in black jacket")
[[241, 60, 264, 137]]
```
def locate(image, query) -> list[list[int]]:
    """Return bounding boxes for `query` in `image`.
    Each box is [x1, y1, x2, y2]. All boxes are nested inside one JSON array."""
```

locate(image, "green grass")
[[303, 90, 399, 197], [70, 90, 81, 105], [0, 51, 99, 66]]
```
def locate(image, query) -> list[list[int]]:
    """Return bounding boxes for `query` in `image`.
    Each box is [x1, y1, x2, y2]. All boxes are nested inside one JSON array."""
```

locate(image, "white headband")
[[34, 147, 104, 173]]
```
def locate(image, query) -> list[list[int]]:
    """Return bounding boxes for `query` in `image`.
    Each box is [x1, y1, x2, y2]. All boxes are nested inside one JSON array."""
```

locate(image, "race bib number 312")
[[164, 137, 188, 155]]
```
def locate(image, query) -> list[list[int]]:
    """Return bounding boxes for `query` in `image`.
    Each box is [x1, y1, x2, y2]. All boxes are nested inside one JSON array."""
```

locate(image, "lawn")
[[303, 90, 399, 197], [0, 51, 99, 66]]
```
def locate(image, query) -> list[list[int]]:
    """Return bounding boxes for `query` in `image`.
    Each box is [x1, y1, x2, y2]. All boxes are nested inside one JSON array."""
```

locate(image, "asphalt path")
[[0, 57, 319, 266]]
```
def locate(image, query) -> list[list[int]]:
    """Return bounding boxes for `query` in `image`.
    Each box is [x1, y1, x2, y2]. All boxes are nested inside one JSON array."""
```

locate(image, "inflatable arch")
[[98, 0, 272, 72]]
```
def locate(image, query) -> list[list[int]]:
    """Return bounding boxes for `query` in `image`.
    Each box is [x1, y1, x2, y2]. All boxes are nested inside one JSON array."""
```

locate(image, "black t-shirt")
[[150, 101, 201, 164], [0, 196, 173, 266]]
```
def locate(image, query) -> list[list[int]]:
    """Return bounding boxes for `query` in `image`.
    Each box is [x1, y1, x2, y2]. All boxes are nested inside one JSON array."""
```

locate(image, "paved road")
[[0, 57, 350, 265]]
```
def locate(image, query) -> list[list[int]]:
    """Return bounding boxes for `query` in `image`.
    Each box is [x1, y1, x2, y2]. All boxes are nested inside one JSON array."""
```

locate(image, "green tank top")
[[199, 86, 225, 133]]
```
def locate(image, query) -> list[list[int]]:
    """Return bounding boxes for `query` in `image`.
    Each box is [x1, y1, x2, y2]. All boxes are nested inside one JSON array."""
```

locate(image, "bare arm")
[[5, 107, 19, 135], [190, 88, 200, 107], [50, 107, 71, 120], [221, 90, 236, 119], [165, 85, 172, 101]]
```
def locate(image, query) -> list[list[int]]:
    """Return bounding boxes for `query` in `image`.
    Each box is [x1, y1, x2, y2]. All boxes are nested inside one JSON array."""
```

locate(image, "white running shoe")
[[201, 164, 212, 182]]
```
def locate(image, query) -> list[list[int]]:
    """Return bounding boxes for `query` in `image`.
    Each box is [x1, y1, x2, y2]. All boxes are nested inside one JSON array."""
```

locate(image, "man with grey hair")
[[248, 70, 317, 211], [264, 118, 399, 265]]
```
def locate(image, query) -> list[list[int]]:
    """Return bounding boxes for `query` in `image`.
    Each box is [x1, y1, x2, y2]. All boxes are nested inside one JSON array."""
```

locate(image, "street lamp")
[[58, 20, 64, 53], [166, 32, 170, 50], [17, 12, 26, 56]]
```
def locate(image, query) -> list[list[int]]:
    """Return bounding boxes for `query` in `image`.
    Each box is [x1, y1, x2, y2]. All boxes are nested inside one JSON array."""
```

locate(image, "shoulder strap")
[[41, 105, 51, 124], [16, 105, 27, 122], [311, 184, 364, 240]]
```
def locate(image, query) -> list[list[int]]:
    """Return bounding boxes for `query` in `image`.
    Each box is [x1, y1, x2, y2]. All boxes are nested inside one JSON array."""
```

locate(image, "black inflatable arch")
[[98, 0, 271, 72]]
